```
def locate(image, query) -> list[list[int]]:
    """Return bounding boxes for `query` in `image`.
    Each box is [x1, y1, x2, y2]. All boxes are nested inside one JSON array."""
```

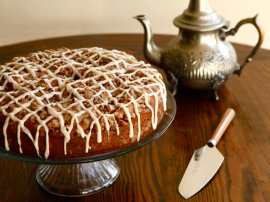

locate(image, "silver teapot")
[[135, 0, 264, 99]]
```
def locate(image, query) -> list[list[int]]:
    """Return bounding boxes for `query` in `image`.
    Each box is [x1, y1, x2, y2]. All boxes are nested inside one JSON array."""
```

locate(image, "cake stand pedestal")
[[0, 93, 176, 197], [36, 159, 120, 197]]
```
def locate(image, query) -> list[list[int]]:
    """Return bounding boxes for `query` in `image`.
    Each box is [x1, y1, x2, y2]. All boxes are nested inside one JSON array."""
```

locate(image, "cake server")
[[178, 108, 235, 199]]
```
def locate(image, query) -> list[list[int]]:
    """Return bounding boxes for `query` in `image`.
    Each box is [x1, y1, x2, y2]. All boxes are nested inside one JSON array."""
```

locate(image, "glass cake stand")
[[0, 92, 176, 197]]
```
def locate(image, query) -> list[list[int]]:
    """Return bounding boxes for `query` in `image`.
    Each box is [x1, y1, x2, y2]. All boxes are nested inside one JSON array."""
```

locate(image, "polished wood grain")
[[0, 34, 269, 202]]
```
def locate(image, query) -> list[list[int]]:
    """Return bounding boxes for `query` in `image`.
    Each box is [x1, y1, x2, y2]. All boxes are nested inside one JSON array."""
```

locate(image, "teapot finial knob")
[[187, 0, 213, 13], [174, 0, 229, 31]]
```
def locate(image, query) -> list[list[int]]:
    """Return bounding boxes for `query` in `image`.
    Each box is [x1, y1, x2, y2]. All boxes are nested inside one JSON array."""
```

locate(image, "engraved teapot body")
[[135, 0, 263, 99], [161, 29, 238, 90]]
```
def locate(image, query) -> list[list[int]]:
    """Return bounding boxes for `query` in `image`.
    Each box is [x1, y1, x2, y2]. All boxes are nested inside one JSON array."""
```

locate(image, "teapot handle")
[[225, 15, 264, 75]]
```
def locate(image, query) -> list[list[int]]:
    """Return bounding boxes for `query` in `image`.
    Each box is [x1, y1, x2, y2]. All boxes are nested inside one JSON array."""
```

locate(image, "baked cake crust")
[[0, 47, 167, 159]]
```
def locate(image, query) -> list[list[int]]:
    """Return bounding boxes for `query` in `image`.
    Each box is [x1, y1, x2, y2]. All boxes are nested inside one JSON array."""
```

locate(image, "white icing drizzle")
[[0, 47, 167, 158]]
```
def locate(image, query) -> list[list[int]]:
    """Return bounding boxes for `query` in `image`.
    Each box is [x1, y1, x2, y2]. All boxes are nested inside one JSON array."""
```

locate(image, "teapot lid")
[[173, 0, 229, 31]]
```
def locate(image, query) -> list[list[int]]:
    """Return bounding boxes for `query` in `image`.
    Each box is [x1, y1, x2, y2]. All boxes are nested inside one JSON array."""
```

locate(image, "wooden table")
[[0, 34, 269, 202]]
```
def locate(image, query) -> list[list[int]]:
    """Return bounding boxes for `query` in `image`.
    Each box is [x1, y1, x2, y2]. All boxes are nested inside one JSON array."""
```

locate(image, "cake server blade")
[[178, 108, 235, 199], [178, 144, 224, 199]]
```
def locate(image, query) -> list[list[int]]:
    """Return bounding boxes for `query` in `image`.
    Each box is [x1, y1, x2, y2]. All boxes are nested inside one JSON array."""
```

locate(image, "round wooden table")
[[0, 34, 269, 202]]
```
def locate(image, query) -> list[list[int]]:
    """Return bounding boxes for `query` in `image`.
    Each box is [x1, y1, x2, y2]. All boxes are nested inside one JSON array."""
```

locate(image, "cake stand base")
[[36, 158, 120, 197]]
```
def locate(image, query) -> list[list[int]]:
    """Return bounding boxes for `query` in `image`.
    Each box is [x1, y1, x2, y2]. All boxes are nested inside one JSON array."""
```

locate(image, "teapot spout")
[[134, 15, 162, 66]]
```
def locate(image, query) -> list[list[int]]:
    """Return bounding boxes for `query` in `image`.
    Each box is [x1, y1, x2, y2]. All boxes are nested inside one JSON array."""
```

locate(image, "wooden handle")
[[208, 108, 235, 146]]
